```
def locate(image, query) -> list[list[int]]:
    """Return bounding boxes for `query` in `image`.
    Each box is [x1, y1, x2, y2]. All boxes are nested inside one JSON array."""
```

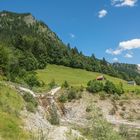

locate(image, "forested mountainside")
[[0, 10, 140, 85], [113, 63, 140, 85]]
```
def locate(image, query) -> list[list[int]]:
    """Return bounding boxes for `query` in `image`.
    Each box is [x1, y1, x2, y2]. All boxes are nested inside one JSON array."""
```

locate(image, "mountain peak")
[[0, 10, 31, 16]]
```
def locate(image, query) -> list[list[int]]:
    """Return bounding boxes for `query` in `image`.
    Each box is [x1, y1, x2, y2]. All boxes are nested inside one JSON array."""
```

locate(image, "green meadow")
[[0, 82, 28, 140], [36, 64, 140, 91]]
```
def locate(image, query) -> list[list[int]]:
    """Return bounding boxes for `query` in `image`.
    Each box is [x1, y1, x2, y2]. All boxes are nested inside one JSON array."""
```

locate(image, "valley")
[[0, 10, 140, 140]]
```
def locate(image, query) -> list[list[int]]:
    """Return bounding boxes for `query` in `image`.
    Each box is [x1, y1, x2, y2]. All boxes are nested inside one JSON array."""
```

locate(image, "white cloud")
[[112, 0, 138, 7], [106, 38, 140, 55], [113, 57, 119, 62], [119, 39, 140, 50], [106, 48, 122, 55], [69, 33, 75, 39], [124, 53, 133, 58], [98, 9, 108, 18]]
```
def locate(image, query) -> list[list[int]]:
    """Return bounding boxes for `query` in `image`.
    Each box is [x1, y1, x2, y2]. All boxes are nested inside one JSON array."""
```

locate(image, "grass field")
[[0, 82, 29, 140], [36, 64, 140, 91]]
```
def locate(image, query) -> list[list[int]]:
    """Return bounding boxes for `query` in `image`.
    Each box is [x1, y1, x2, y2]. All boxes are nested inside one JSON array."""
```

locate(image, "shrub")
[[23, 92, 38, 107], [91, 106, 124, 140], [135, 89, 140, 94], [67, 88, 77, 101], [62, 80, 69, 88], [25, 74, 40, 88], [49, 104, 60, 125], [104, 80, 124, 95], [104, 80, 116, 94], [58, 94, 67, 103], [49, 79, 56, 89], [26, 102, 36, 113], [87, 80, 104, 93], [23, 92, 38, 112], [115, 82, 124, 95]]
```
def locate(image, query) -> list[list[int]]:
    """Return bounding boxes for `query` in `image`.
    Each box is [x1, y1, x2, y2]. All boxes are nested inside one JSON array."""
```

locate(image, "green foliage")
[[23, 92, 38, 112], [0, 83, 28, 140], [104, 80, 116, 94], [37, 65, 140, 92], [79, 104, 124, 140], [23, 92, 38, 107], [0, 83, 24, 115], [48, 79, 56, 89], [62, 80, 69, 88], [67, 88, 77, 101], [115, 82, 124, 95], [91, 105, 124, 140], [49, 104, 60, 125], [25, 73, 41, 88], [58, 94, 67, 103], [26, 102, 36, 113], [104, 81, 124, 95], [99, 92, 106, 100], [135, 76, 140, 85], [86, 79, 125, 95], [58, 87, 82, 103], [0, 11, 140, 88], [0, 45, 9, 74], [87, 80, 104, 93]]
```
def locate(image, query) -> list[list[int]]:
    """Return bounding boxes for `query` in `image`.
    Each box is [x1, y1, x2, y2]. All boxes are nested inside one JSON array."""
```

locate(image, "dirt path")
[[48, 86, 61, 96]]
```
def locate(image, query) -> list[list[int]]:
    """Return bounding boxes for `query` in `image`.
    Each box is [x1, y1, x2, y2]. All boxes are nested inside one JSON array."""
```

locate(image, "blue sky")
[[0, 0, 140, 64]]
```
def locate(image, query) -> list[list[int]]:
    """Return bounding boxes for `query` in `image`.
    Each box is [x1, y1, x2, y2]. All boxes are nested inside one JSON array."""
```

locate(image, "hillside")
[[0, 81, 28, 140], [0, 10, 140, 140], [0, 78, 140, 140], [0, 10, 140, 87], [36, 64, 140, 91]]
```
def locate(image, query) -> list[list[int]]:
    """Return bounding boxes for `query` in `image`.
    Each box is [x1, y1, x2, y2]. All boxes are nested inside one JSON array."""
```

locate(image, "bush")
[[23, 92, 38, 112], [25, 74, 40, 88], [104, 81, 124, 95], [67, 88, 77, 101], [104, 80, 116, 94], [49, 79, 56, 89], [62, 80, 69, 88], [23, 92, 38, 107], [87, 80, 104, 93], [58, 94, 67, 103], [26, 102, 36, 113], [115, 82, 124, 95], [49, 104, 60, 125], [91, 106, 124, 140]]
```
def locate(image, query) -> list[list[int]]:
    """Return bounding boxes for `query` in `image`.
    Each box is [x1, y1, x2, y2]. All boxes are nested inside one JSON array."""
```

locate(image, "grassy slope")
[[37, 64, 140, 91], [0, 82, 28, 140]]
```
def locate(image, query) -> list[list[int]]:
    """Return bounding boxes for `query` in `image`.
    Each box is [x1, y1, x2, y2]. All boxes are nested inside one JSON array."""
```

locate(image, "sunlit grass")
[[36, 64, 140, 92]]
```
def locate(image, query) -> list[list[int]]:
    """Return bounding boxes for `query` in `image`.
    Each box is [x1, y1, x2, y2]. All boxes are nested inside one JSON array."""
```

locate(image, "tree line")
[[0, 11, 140, 86]]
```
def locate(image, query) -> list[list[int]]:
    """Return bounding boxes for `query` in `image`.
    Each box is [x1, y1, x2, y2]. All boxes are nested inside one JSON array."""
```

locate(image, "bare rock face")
[[137, 64, 140, 73], [21, 106, 52, 132], [23, 14, 35, 25]]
